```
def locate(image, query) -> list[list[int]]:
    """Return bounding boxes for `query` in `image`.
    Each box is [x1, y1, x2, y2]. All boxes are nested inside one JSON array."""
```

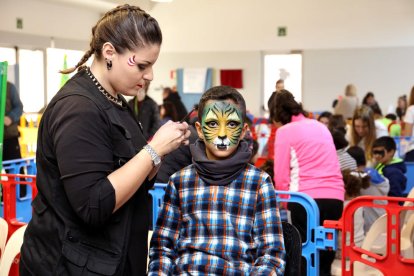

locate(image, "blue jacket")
[[376, 158, 407, 197]]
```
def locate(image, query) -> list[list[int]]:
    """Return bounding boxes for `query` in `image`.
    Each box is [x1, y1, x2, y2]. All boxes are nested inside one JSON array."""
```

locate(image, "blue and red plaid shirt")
[[149, 164, 286, 275]]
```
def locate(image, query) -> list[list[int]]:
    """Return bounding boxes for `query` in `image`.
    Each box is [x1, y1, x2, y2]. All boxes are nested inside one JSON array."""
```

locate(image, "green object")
[[60, 54, 69, 88], [278, 26, 287, 37], [0, 62, 8, 171], [16, 18, 23, 29]]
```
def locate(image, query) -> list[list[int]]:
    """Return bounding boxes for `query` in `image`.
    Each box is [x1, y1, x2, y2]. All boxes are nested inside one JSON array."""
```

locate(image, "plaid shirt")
[[149, 164, 286, 275]]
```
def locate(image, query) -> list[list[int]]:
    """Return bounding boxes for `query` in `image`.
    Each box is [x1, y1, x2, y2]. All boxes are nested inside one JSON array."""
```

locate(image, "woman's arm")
[[51, 97, 189, 226]]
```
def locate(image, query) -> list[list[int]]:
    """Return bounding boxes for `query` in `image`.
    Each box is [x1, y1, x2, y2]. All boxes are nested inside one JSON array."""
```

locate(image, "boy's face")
[[372, 146, 394, 164], [196, 100, 248, 160]]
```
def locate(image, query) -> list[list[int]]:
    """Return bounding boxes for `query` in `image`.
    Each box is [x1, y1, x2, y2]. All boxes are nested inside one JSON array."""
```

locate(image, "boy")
[[372, 136, 407, 197], [149, 86, 286, 275], [347, 146, 389, 232]]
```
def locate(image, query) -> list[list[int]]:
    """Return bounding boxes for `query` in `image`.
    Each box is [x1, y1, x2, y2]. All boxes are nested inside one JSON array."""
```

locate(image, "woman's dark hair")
[[331, 129, 349, 150], [318, 111, 332, 122], [61, 4, 162, 74], [328, 114, 346, 133], [362, 92, 375, 105], [198, 86, 246, 122], [342, 169, 371, 198], [347, 146, 366, 167], [268, 89, 307, 125], [161, 102, 178, 121]]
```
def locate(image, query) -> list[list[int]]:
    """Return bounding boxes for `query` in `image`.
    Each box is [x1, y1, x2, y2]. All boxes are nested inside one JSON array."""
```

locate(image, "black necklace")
[[85, 67, 123, 107]]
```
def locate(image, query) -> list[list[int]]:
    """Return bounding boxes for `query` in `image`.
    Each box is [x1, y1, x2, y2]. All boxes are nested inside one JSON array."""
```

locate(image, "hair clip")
[[350, 171, 368, 178], [127, 55, 136, 66]]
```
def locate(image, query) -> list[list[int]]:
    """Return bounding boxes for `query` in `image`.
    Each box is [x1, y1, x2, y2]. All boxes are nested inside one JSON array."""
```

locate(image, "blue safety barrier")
[[275, 191, 338, 276], [148, 184, 337, 276], [394, 136, 411, 158], [148, 183, 167, 229], [1, 157, 36, 223], [405, 162, 414, 195]]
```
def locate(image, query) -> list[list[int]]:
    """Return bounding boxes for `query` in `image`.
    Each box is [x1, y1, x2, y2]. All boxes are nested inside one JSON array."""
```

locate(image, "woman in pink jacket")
[[269, 90, 344, 276]]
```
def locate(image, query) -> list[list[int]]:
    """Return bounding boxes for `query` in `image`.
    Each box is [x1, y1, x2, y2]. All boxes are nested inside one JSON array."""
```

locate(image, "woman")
[[334, 83, 359, 120], [270, 90, 344, 276], [20, 5, 190, 275], [362, 91, 380, 111], [403, 86, 414, 161], [396, 94, 407, 122], [349, 106, 377, 161], [159, 101, 179, 125]]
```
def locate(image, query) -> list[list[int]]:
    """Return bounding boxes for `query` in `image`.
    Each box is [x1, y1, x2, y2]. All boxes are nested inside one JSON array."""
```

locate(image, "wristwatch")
[[143, 144, 161, 167]]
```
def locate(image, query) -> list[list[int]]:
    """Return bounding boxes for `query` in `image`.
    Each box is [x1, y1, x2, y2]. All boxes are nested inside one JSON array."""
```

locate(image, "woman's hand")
[[149, 120, 191, 157]]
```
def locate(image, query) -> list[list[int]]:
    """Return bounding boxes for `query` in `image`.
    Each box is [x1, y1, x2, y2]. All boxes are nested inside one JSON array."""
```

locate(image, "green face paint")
[[201, 101, 243, 150]]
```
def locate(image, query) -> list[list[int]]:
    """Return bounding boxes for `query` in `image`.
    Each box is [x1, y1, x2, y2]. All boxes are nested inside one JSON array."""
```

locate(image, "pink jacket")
[[274, 114, 344, 201]]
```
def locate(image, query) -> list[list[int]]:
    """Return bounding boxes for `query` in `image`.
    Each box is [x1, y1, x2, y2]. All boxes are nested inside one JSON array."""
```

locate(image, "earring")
[[105, 58, 112, 70]]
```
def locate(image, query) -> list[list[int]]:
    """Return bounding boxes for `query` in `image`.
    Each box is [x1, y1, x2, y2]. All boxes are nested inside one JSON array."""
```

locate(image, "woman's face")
[[354, 118, 369, 137], [366, 96, 375, 106], [398, 98, 406, 108], [110, 44, 160, 97], [318, 116, 330, 127]]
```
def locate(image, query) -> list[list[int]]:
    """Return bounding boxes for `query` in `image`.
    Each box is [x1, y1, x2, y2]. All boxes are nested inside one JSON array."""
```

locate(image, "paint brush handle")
[[180, 108, 195, 123]]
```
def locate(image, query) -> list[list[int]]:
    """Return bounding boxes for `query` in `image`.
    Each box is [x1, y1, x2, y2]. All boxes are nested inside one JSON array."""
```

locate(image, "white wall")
[[149, 51, 262, 114], [1, 0, 414, 116]]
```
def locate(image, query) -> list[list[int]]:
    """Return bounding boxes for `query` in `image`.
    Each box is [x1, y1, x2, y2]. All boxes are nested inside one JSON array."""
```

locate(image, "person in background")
[[19, 5, 191, 275], [159, 101, 178, 125], [317, 111, 333, 127], [371, 104, 391, 137], [347, 146, 389, 232], [267, 79, 285, 111], [349, 105, 377, 162], [331, 128, 357, 171], [270, 90, 343, 276], [3, 81, 23, 161], [334, 84, 359, 120], [149, 85, 286, 275], [362, 91, 380, 111], [384, 113, 402, 137], [396, 94, 407, 122], [128, 80, 160, 140], [163, 86, 188, 121], [341, 169, 370, 246], [402, 86, 414, 161], [372, 136, 407, 197]]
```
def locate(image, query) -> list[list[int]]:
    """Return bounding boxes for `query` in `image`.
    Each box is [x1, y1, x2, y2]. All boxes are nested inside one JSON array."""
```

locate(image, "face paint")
[[201, 101, 243, 151], [127, 55, 136, 66]]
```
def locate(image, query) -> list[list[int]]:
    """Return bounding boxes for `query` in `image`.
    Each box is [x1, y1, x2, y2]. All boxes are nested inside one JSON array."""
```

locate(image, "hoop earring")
[[106, 59, 112, 70]]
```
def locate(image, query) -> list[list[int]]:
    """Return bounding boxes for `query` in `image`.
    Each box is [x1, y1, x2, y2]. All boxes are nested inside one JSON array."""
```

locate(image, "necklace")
[[85, 67, 123, 107]]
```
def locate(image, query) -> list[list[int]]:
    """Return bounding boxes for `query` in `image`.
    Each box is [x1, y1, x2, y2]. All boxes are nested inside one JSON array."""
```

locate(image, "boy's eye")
[[206, 121, 218, 128], [227, 121, 240, 128]]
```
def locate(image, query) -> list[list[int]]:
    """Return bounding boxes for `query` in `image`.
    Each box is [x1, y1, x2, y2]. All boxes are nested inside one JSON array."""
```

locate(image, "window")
[[263, 54, 302, 110]]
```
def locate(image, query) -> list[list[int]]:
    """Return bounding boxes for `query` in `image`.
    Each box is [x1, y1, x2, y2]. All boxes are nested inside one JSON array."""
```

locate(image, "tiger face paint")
[[196, 100, 247, 160]]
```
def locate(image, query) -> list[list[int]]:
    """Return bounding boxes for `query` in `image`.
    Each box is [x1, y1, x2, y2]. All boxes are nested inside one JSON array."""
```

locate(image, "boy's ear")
[[195, 121, 204, 140], [239, 123, 249, 141]]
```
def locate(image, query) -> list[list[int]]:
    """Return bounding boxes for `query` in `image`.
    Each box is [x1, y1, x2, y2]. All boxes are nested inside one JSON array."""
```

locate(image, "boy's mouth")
[[216, 144, 228, 150]]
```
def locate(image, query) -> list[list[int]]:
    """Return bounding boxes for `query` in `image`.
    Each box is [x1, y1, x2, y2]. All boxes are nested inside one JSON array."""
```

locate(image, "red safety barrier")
[[324, 196, 414, 275], [1, 174, 37, 238]]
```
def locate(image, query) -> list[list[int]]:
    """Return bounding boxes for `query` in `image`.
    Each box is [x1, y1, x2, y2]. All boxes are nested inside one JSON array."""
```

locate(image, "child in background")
[[347, 146, 390, 232], [341, 169, 371, 246], [149, 86, 286, 275], [372, 136, 407, 197]]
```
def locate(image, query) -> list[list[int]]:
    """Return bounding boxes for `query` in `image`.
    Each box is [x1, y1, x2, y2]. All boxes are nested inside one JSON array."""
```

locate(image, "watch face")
[[153, 156, 161, 166]]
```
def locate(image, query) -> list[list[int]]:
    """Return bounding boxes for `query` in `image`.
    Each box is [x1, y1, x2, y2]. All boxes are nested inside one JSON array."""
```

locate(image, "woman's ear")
[[195, 121, 204, 140], [102, 42, 116, 60]]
